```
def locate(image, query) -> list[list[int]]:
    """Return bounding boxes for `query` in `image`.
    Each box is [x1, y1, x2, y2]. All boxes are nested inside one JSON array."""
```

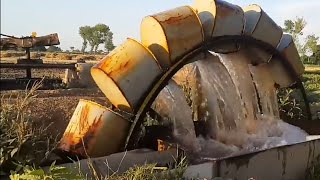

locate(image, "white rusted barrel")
[[76, 63, 96, 88], [193, 0, 244, 39], [59, 99, 130, 157], [268, 34, 305, 87], [193, 0, 244, 52], [91, 38, 162, 112], [63, 69, 79, 87], [141, 6, 204, 69], [243, 4, 283, 62]]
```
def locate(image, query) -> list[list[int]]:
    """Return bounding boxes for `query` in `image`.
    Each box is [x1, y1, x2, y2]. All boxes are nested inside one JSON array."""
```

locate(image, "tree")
[[283, 17, 307, 54], [283, 17, 319, 64], [70, 46, 75, 52], [304, 34, 319, 55], [283, 18, 306, 38], [310, 45, 320, 65], [79, 26, 91, 53], [105, 31, 115, 53], [79, 24, 114, 53]]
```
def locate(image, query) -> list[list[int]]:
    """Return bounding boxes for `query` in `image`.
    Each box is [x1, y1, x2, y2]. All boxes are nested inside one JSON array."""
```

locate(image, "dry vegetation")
[[0, 50, 105, 62], [305, 65, 320, 74], [0, 82, 188, 179]]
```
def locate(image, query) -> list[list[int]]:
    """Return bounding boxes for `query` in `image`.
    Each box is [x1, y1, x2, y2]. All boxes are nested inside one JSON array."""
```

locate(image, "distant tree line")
[[283, 17, 320, 64], [79, 23, 115, 54], [31, 45, 62, 52]]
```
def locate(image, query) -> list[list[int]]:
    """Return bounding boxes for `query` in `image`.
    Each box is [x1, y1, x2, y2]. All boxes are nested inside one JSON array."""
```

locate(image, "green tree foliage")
[[304, 35, 319, 54], [105, 31, 115, 53], [283, 17, 307, 54], [283, 18, 306, 38], [283, 17, 319, 64], [79, 26, 91, 53], [310, 45, 320, 65], [79, 24, 115, 53]]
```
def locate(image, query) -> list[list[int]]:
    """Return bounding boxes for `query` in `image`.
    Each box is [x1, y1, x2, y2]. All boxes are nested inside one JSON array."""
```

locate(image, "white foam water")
[[152, 51, 308, 159]]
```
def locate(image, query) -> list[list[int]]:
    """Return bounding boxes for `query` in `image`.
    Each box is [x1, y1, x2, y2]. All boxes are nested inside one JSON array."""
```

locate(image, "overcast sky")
[[1, 0, 319, 50]]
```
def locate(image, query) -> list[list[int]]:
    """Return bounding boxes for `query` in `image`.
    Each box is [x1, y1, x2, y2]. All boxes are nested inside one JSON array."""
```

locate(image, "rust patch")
[[59, 104, 104, 157], [106, 58, 134, 78], [71, 115, 103, 156], [160, 15, 192, 25]]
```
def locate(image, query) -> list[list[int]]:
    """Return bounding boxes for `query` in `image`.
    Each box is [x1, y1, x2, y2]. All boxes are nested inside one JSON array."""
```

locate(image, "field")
[[304, 65, 320, 120], [0, 51, 104, 80], [0, 50, 109, 135], [0, 50, 105, 62]]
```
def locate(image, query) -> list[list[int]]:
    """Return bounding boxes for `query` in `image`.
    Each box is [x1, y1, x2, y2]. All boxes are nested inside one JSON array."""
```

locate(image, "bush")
[[277, 88, 305, 121], [303, 73, 320, 92]]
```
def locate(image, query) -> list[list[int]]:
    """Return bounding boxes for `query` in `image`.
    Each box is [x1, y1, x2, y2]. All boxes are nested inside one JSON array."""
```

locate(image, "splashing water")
[[153, 80, 201, 152], [152, 51, 308, 159]]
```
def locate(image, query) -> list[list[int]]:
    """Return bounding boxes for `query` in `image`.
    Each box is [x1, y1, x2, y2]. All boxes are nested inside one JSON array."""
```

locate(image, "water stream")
[[152, 51, 308, 160]]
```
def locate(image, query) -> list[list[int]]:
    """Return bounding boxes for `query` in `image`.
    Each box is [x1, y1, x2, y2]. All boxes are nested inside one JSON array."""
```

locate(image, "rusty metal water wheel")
[[123, 36, 312, 151], [55, 1, 310, 161]]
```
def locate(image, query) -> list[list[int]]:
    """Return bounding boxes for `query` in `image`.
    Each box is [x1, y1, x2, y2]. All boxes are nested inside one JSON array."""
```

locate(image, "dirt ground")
[[0, 88, 111, 138], [0, 68, 66, 79], [0, 57, 97, 79]]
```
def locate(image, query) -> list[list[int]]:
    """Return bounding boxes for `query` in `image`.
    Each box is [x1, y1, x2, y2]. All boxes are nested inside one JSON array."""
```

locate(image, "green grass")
[[303, 65, 320, 120], [8, 157, 188, 180]]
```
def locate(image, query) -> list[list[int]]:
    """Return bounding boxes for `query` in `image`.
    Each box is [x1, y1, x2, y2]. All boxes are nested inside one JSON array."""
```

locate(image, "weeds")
[[277, 66, 320, 121], [0, 80, 59, 175], [8, 156, 188, 180], [277, 88, 304, 121], [9, 162, 84, 180], [303, 73, 320, 93]]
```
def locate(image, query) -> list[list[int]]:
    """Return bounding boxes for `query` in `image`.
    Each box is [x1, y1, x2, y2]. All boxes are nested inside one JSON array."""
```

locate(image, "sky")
[[1, 0, 319, 51]]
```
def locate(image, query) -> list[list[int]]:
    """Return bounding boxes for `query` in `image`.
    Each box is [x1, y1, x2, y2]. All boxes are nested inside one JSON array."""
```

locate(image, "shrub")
[[277, 88, 304, 121]]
